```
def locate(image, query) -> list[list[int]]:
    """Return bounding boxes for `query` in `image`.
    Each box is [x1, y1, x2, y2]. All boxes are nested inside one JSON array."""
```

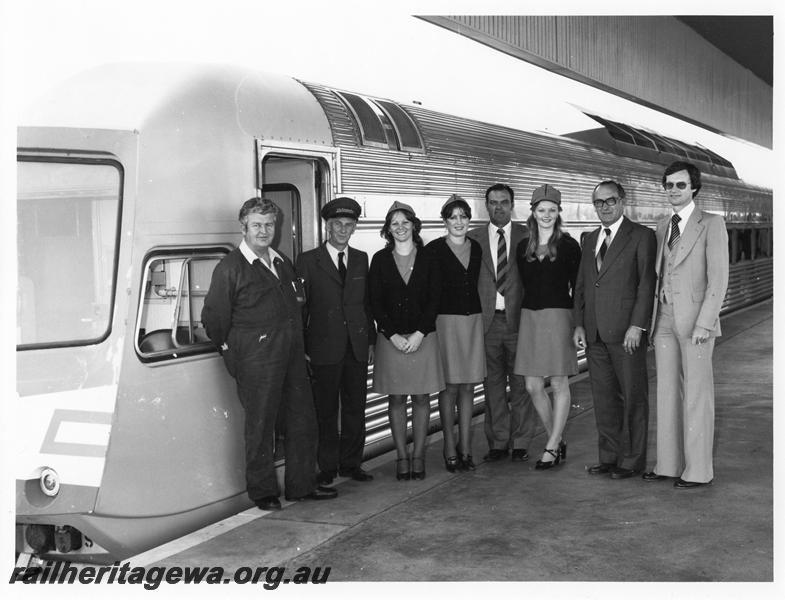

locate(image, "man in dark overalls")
[[202, 197, 337, 510]]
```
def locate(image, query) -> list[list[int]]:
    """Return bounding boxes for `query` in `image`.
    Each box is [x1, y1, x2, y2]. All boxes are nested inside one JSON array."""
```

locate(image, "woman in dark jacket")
[[513, 184, 581, 470], [369, 201, 444, 480], [426, 195, 485, 472]]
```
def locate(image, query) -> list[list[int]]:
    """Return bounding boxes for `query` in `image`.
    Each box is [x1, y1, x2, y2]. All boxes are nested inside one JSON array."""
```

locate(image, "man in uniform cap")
[[296, 197, 377, 484]]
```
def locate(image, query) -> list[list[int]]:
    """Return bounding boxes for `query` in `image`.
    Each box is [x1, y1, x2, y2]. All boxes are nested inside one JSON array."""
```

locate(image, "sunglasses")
[[593, 197, 619, 208], [663, 181, 689, 190]]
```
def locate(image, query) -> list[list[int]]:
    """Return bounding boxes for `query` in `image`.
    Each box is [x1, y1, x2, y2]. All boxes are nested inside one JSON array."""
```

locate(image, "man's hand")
[[623, 326, 643, 354], [691, 325, 712, 345], [573, 326, 586, 350]]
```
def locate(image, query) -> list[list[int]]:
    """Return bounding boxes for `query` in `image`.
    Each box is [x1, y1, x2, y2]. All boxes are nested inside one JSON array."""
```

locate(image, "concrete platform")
[[143, 301, 774, 586]]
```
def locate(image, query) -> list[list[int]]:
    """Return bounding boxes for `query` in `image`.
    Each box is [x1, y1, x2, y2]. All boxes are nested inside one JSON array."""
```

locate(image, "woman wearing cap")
[[426, 195, 485, 473], [514, 184, 581, 470], [368, 202, 445, 480]]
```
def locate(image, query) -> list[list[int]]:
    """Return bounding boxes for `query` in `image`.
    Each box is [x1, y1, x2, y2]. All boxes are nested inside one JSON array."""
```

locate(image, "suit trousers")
[[310, 348, 369, 474], [586, 336, 649, 471], [230, 323, 317, 501], [653, 303, 716, 483], [483, 313, 535, 450]]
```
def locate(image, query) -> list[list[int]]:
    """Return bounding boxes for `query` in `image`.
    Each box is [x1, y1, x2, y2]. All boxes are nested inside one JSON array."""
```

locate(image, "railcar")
[[16, 63, 772, 564]]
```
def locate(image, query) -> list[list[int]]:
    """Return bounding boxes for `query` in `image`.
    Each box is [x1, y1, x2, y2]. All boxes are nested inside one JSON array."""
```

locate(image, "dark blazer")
[[368, 245, 440, 339], [516, 234, 581, 310], [467, 222, 528, 332], [426, 236, 483, 316], [573, 218, 657, 343], [296, 244, 376, 366]]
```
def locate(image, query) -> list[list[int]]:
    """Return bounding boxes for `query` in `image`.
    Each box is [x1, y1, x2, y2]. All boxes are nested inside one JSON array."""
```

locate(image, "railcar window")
[[136, 251, 226, 361], [335, 91, 387, 146], [375, 100, 424, 151], [756, 228, 772, 258], [17, 159, 121, 348]]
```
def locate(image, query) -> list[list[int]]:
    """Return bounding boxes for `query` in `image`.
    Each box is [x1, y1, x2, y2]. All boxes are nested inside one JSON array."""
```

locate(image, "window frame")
[[135, 246, 231, 363], [16, 155, 124, 351]]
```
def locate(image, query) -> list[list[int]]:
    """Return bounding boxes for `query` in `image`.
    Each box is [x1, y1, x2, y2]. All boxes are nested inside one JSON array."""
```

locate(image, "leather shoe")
[[316, 471, 336, 485], [642, 471, 670, 482], [610, 467, 640, 480], [339, 467, 374, 482], [483, 449, 509, 462], [285, 486, 338, 501], [587, 463, 614, 475], [674, 478, 713, 489], [255, 496, 281, 511], [510, 448, 529, 462]]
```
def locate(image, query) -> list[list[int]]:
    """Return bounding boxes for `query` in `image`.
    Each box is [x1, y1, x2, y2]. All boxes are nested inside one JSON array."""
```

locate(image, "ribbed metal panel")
[[424, 15, 771, 148]]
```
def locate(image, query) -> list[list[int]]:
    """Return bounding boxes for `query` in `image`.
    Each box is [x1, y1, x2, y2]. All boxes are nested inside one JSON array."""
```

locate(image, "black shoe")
[[610, 467, 640, 480], [459, 454, 476, 471], [587, 463, 614, 475], [535, 449, 561, 470], [559, 440, 567, 460], [642, 471, 670, 482], [339, 467, 374, 482], [445, 456, 461, 473], [483, 448, 509, 462], [674, 478, 713, 489], [316, 471, 336, 485], [285, 486, 338, 501], [411, 456, 426, 480], [396, 458, 411, 481], [255, 496, 281, 511], [510, 448, 529, 462]]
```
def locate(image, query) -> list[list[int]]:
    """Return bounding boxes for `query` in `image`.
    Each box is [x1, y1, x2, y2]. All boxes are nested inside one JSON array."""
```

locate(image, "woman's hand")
[[390, 334, 408, 353], [404, 331, 425, 353]]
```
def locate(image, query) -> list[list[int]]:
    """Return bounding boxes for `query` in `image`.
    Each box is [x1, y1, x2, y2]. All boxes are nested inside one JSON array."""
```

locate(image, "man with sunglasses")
[[644, 161, 729, 488], [573, 180, 656, 480]]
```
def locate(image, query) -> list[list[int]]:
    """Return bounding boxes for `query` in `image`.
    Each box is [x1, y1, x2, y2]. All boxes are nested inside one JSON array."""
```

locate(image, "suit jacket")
[[573, 217, 657, 344], [651, 209, 729, 338], [368, 245, 441, 338], [467, 222, 528, 332], [296, 244, 376, 366]]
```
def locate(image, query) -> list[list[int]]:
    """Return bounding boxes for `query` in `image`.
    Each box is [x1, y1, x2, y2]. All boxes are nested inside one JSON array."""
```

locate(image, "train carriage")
[[15, 63, 772, 564]]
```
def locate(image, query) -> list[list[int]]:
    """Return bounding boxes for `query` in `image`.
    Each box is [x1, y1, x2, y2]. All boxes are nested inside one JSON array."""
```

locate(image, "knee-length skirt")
[[514, 308, 578, 376], [436, 313, 486, 384], [372, 331, 445, 395]]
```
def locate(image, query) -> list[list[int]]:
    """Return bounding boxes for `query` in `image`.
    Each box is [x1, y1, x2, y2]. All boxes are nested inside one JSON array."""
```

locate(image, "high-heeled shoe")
[[444, 456, 460, 473], [411, 456, 426, 480], [459, 454, 476, 471], [559, 440, 567, 460], [535, 449, 562, 470], [396, 457, 411, 481]]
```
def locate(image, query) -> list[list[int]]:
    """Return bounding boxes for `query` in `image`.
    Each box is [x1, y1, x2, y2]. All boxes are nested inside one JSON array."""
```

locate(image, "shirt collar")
[[239, 238, 283, 266], [324, 241, 350, 265], [603, 215, 625, 238], [673, 200, 696, 223], [488, 220, 511, 238]]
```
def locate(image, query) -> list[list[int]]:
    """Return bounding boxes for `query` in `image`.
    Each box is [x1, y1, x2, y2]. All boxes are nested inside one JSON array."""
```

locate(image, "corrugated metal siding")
[[424, 15, 771, 148], [300, 80, 771, 226]]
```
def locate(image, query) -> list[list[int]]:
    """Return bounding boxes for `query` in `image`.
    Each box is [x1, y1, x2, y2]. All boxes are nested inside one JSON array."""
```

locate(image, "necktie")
[[668, 213, 681, 250], [338, 251, 347, 284], [596, 228, 611, 271], [496, 228, 508, 295]]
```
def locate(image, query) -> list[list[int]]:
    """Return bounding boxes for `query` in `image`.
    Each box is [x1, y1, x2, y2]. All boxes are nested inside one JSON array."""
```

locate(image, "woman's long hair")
[[380, 208, 424, 249], [523, 211, 565, 262]]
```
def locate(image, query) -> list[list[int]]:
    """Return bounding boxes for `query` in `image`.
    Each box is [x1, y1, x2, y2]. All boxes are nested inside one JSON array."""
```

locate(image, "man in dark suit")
[[468, 183, 535, 462], [296, 197, 376, 484], [573, 180, 656, 479], [202, 198, 337, 511], [644, 161, 728, 488]]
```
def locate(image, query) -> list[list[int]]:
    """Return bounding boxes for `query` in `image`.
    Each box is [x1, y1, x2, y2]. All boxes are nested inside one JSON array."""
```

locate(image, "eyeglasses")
[[593, 197, 619, 208], [663, 181, 689, 190]]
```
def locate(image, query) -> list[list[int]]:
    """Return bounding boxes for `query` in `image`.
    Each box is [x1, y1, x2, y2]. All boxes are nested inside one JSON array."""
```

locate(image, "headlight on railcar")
[[39, 467, 60, 497]]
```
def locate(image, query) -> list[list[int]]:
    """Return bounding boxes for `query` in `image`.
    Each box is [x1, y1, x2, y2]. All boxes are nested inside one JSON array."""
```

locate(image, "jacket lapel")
[[673, 211, 704, 267], [597, 219, 632, 280], [316, 243, 343, 286]]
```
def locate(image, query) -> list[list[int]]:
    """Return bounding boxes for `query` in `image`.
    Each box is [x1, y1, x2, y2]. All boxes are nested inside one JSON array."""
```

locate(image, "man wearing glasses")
[[573, 180, 656, 480], [296, 197, 376, 485], [643, 161, 728, 488]]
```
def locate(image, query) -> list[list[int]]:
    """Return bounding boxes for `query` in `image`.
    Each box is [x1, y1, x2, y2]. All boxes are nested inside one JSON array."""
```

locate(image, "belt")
[[494, 309, 506, 314]]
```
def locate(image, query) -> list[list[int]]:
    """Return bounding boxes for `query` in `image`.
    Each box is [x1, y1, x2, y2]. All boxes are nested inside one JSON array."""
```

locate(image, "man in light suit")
[[573, 180, 656, 479], [467, 183, 535, 462], [643, 161, 729, 488], [296, 197, 376, 484]]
